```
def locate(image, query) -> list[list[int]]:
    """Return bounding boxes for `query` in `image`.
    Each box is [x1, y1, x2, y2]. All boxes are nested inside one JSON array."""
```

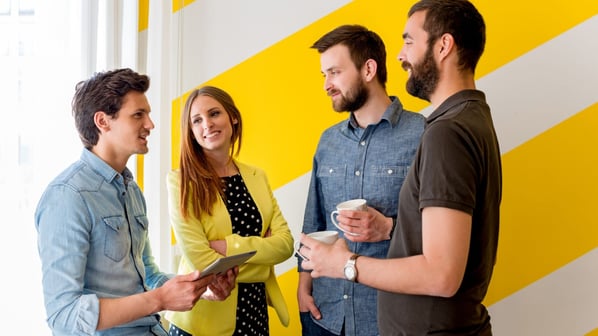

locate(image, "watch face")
[[344, 266, 356, 280]]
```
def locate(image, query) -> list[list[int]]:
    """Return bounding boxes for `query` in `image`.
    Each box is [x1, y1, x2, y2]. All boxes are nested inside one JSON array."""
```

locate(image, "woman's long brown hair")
[[178, 86, 243, 219]]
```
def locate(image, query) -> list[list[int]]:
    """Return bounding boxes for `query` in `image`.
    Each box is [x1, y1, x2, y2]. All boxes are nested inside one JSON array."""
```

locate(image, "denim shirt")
[[300, 97, 424, 335], [35, 149, 171, 336]]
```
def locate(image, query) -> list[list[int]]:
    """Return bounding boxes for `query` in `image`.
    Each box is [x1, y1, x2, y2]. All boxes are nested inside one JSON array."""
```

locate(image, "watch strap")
[[389, 217, 397, 240], [345, 253, 360, 282]]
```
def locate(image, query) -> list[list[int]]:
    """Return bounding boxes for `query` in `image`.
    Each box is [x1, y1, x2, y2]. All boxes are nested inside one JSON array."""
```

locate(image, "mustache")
[[327, 89, 340, 97]]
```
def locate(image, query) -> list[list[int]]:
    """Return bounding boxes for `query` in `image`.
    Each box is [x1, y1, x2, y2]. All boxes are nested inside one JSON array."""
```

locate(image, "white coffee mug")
[[330, 198, 367, 236], [295, 230, 339, 260]]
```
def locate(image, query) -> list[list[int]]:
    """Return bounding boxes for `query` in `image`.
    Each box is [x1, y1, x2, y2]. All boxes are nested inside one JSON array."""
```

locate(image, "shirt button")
[[355, 171, 361, 176], [360, 141, 366, 146], [343, 294, 348, 299], [387, 169, 393, 174], [329, 168, 334, 173]]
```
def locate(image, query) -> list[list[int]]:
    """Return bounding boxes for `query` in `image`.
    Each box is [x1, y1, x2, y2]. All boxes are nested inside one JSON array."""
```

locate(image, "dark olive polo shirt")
[[379, 90, 502, 335]]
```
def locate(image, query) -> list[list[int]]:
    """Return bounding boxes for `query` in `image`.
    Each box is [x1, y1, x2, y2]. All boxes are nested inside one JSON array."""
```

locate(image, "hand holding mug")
[[295, 231, 339, 260], [330, 199, 367, 236], [299, 233, 351, 279]]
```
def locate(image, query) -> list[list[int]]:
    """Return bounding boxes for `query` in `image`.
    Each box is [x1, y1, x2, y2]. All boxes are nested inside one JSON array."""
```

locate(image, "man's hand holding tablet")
[[200, 250, 257, 278]]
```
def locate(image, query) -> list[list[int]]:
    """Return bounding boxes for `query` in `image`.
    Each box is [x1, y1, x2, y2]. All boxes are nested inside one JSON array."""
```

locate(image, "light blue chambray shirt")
[[300, 97, 425, 336], [35, 149, 172, 336]]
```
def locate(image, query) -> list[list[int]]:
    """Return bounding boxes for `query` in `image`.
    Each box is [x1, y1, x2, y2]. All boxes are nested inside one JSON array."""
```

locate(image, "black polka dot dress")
[[169, 173, 269, 336], [225, 173, 269, 336]]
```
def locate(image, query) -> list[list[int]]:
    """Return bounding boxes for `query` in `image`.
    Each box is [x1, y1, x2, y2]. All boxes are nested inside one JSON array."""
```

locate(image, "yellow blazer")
[[165, 161, 293, 335]]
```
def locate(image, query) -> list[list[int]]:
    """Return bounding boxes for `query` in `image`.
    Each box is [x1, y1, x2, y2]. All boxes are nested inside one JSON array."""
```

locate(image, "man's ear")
[[363, 59, 377, 82], [94, 111, 110, 132], [438, 33, 455, 59]]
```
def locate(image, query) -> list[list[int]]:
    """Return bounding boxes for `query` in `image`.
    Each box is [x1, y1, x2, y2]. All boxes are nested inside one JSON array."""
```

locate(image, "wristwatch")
[[344, 254, 360, 282]]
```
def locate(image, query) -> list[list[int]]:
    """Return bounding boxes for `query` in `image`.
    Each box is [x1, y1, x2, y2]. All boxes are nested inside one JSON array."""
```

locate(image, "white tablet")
[[199, 250, 257, 278]]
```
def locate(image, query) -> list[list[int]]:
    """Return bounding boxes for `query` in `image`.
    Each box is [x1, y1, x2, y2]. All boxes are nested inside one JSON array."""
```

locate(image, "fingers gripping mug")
[[294, 230, 339, 260], [330, 198, 367, 236]]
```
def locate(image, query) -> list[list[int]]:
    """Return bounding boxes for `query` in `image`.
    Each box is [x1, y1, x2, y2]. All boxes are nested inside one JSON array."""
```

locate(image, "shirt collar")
[[426, 90, 486, 123], [347, 96, 405, 131], [80, 148, 133, 185]]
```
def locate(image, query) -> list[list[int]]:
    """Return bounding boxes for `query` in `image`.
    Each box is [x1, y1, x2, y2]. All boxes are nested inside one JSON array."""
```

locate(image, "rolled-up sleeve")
[[35, 185, 100, 335]]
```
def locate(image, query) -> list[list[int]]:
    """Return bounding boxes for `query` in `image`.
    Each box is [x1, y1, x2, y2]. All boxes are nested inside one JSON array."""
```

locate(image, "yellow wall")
[[142, 0, 598, 334]]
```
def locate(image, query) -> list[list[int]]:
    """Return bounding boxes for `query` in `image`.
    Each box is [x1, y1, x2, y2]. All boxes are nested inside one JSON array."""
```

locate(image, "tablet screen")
[[199, 250, 257, 278]]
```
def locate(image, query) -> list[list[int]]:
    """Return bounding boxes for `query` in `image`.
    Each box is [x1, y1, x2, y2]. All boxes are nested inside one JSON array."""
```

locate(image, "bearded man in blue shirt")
[[35, 68, 237, 336], [297, 25, 424, 336]]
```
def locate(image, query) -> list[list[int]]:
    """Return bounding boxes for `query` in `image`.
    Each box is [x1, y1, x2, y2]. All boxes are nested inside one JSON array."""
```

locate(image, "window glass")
[[0, 0, 10, 15], [1, 2, 143, 334], [0, 1, 82, 334], [18, 0, 33, 15]]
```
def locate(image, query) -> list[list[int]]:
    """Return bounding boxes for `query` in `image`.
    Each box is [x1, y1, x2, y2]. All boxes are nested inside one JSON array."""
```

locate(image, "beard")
[[404, 46, 439, 102], [330, 77, 369, 112]]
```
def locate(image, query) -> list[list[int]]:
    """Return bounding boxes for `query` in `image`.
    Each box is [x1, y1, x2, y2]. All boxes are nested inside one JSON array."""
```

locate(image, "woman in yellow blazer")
[[165, 86, 293, 336]]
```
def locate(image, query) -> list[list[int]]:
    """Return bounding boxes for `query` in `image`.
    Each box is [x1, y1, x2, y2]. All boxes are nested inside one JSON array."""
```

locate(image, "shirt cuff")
[[76, 294, 100, 334]]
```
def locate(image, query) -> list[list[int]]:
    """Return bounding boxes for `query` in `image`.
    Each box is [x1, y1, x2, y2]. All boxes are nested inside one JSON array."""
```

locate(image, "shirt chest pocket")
[[316, 165, 347, 199], [103, 216, 131, 262], [102, 215, 149, 262], [363, 165, 410, 212], [367, 165, 409, 178]]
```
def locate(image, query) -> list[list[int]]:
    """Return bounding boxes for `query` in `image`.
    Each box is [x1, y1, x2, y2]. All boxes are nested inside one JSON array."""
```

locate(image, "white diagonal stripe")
[[420, 15, 598, 155], [274, 172, 311, 275], [174, 0, 351, 94], [488, 247, 598, 335]]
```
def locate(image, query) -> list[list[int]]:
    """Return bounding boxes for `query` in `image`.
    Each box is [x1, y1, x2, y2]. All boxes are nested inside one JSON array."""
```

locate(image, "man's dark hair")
[[311, 24, 388, 88], [71, 68, 150, 148], [409, 0, 486, 73]]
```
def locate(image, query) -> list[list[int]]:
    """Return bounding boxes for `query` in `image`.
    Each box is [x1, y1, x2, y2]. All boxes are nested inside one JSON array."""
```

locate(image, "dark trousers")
[[300, 312, 344, 336]]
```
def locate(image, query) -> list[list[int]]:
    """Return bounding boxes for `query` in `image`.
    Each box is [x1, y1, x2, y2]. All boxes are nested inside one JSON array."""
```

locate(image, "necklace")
[[217, 162, 238, 177]]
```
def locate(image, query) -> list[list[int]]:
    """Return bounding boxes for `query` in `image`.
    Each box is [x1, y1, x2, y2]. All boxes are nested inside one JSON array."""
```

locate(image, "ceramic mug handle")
[[294, 241, 308, 260], [330, 210, 359, 236]]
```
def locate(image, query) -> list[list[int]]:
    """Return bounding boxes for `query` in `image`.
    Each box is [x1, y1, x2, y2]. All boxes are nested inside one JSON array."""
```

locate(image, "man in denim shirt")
[[35, 68, 236, 336], [298, 25, 424, 336]]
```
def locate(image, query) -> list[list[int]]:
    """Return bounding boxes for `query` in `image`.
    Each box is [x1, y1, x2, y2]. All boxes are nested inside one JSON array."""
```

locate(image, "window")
[[1, 1, 161, 333], [0, 1, 85, 334]]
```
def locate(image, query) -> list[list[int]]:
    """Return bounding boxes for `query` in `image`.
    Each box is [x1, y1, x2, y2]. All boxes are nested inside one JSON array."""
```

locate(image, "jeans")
[[300, 312, 343, 336]]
